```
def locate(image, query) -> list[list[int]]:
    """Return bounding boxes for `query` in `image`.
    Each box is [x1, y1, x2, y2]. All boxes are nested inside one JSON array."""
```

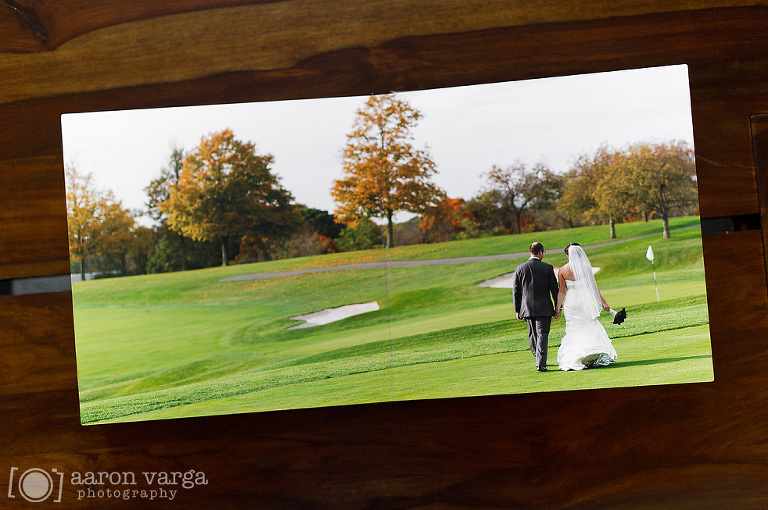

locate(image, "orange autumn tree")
[[332, 94, 444, 248], [66, 165, 102, 280], [419, 196, 467, 242], [160, 129, 299, 266], [96, 197, 136, 273], [66, 164, 139, 279]]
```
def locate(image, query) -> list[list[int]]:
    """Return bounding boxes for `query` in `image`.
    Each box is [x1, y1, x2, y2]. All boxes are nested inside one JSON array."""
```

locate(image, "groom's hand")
[[554, 309, 561, 319], [516, 313, 523, 320]]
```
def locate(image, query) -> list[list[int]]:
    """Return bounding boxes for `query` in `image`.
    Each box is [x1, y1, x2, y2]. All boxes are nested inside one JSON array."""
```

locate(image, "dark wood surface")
[[751, 114, 768, 279], [2, 1, 768, 507]]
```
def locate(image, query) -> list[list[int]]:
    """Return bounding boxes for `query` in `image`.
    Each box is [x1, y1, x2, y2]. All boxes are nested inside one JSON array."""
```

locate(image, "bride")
[[555, 243, 617, 371]]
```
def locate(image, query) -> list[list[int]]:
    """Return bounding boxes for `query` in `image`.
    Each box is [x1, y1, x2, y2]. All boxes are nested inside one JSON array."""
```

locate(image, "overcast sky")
[[61, 64, 694, 225]]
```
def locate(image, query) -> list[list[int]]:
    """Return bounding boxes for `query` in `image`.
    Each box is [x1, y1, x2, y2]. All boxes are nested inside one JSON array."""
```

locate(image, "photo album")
[[62, 64, 713, 425]]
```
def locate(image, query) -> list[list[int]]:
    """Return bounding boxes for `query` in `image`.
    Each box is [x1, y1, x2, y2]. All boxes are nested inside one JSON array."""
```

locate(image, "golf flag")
[[646, 245, 659, 302]]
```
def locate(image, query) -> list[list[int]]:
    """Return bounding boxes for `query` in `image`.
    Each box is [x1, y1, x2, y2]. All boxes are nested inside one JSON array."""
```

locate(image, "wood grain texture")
[[0, 0, 283, 53], [0, 292, 77, 401], [2, 2, 768, 104], [1, 0, 765, 54], [2, 1, 768, 507], [689, 61, 768, 218], [0, 156, 70, 279], [752, 115, 768, 276]]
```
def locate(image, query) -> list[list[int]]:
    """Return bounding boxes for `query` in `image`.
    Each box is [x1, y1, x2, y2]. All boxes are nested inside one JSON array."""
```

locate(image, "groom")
[[513, 242, 559, 372]]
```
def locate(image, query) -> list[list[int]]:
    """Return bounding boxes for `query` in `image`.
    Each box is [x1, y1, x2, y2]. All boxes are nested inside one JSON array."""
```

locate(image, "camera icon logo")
[[8, 467, 64, 503]]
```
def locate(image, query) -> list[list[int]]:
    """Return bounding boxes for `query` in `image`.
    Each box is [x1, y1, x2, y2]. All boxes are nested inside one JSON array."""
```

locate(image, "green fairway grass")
[[72, 216, 714, 424]]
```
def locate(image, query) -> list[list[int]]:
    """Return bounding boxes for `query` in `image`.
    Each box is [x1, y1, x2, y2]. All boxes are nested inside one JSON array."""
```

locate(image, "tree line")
[[66, 93, 698, 278]]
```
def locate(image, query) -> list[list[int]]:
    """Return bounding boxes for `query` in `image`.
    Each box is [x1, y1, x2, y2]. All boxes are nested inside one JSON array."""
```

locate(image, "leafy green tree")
[[145, 144, 188, 270], [146, 236, 176, 274], [128, 226, 155, 275], [336, 219, 382, 251], [160, 129, 300, 266], [332, 93, 444, 248], [298, 206, 344, 239]]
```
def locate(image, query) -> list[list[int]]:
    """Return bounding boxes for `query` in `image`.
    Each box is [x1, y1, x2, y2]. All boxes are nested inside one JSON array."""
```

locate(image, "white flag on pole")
[[647, 245, 659, 302]]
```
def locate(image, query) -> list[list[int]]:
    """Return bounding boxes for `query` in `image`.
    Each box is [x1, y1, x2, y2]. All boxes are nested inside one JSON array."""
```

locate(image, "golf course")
[[72, 216, 713, 425]]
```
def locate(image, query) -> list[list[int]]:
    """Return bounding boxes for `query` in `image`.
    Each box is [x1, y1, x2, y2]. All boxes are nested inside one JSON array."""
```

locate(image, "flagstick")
[[646, 245, 659, 302]]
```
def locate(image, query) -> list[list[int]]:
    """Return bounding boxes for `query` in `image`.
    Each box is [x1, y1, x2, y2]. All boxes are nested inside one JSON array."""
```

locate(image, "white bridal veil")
[[568, 245, 603, 319]]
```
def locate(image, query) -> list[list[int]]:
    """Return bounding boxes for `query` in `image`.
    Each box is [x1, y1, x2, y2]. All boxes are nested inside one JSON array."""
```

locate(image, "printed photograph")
[[62, 64, 713, 425]]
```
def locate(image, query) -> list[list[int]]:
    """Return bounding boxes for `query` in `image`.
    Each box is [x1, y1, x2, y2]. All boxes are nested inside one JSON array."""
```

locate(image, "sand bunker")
[[479, 267, 600, 288], [478, 273, 516, 289], [288, 301, 380, 329]]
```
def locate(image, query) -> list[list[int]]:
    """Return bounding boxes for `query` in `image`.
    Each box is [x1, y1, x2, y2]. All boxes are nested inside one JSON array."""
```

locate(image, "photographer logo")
[[8, 467, 64, 503], [8, 467, 208, 503]]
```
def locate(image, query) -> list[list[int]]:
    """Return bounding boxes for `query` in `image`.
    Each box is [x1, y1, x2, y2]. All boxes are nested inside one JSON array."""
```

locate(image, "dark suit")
[[513, 256, 559, 370]]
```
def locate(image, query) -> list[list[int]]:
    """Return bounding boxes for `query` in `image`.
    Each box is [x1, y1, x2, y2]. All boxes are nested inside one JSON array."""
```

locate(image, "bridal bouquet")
[[609, 307, 627, 325]]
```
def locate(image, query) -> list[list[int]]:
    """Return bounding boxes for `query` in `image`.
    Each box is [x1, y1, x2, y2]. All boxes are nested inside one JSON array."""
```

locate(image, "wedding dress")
[[557, 246, 617, 371]]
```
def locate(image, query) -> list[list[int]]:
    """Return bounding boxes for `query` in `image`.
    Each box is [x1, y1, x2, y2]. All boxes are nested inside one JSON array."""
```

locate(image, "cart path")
[[220, 225, 699, 282]]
